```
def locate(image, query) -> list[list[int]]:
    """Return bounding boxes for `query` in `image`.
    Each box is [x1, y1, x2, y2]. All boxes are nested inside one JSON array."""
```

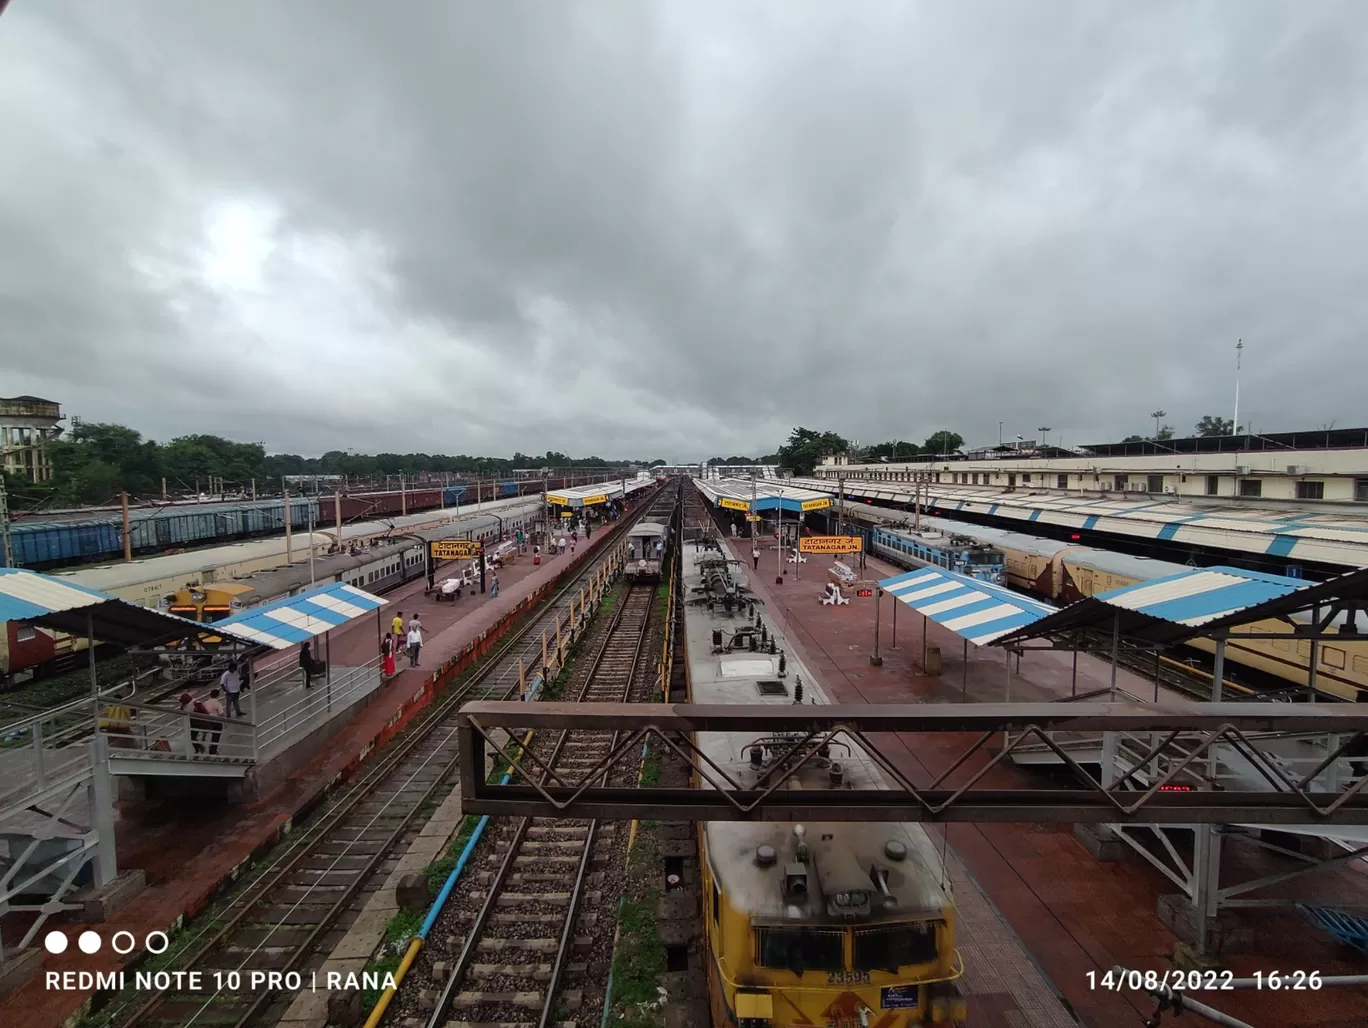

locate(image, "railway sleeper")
[[465, 961, 589, 980], [525, 825, 590, 838], [486, 911, 598, 926], [444, 1021, 579, 1028], [470, 936, 595, 954], [493, 840, 585, 853], [450, 991, 543, 1011]]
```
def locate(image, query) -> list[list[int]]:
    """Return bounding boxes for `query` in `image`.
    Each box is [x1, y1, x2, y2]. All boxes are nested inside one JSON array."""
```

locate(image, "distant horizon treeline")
[[4, 422, 682, 510]]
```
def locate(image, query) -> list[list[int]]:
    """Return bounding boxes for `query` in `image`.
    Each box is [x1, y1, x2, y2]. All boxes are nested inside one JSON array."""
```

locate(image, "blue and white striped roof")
[[0, 567, 258, 647], [215, 581, 388, 649], [878, 566, 1056, 645], [0, 566, 111, 621], [1093, 566, 1311, 627]]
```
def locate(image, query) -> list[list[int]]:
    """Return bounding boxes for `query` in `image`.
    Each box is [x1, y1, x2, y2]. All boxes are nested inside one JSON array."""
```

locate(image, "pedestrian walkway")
[[724, 535, 1368, 1028], [0, 528, 620, 1028]]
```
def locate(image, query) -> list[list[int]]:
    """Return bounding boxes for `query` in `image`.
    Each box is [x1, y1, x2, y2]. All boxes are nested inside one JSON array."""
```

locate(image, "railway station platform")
[[544, 477, 654, 509], [0, 526, 624, 1028], [718, 534, 1368, 1028]]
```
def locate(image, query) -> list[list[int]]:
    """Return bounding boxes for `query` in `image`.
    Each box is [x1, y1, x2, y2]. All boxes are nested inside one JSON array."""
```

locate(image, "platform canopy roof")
[[544, 479, 654, 507], [995, 565, 1368, 648], [214, 581, 388, 649], [0, 567, 259, 648], [695, 476, 835, 514], [878, 566, 1057, 646]]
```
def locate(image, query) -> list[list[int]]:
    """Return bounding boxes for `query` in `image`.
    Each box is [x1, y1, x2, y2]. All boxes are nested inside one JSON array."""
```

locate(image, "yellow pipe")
[[363, 936, 423, 1028]]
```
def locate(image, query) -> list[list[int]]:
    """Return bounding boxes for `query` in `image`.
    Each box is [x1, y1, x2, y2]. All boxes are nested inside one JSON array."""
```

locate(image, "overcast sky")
[[2, 1, 1366, 461]]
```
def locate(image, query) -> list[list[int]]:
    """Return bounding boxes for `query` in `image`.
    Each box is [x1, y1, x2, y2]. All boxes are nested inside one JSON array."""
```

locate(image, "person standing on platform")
[[570, 535, 576, 555], [381, 633, 396, 678], [407, 623, 423, 667], [426, 561, 435, 593], [203, 689, 225, 754], [220, 661, 245, 718], [491, 572, 500, 598], [300, 640, 315, 689], [393, 610, 405, 644], [408, 613, 421, 636], [752, 546, 760, 570]]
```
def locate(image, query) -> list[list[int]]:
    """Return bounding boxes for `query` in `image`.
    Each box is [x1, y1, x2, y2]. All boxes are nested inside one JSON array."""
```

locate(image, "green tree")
[[775, 427, 850, 476], [1195, 415, 1240, 437], [1156, 424, 1175, 441], [1122, 434, 1145, 443], [861, 440, 920, 461], [922, 430, 963, 456]]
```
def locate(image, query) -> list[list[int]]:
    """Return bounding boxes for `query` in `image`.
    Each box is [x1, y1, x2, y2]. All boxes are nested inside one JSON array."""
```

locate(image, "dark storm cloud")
[[2, 0, 1366, 460]]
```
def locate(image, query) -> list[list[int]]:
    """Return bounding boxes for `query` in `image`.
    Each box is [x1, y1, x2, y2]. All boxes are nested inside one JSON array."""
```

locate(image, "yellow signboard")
[[799, 535, 863, 554], [546, 494, 568, 505], [747, 514, 763, 522], [430, 539, 480, 561], [561, 511, 575, 518], [582, 494, 608, 506], [801, 498, 833, 512], [719, 497, 751, 511]]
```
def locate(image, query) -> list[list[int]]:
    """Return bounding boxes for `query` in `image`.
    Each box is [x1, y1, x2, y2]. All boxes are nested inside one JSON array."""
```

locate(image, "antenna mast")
[[1232, 339, 1243, 436]]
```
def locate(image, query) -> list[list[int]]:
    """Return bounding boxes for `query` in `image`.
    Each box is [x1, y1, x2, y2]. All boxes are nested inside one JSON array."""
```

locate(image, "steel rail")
[[423, 583, 657, 1028], [115, 487, 663, 1028]]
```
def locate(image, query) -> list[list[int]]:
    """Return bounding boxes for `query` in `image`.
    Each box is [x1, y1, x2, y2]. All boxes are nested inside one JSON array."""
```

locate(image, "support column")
[[120, 492, 131, 562], [284, 489, 293, 563], [88, 733, 117, 888], [961, 638, 968, 698], [870, 590, 883, 666], [1109, 610, 1120, 700], [334, 490, 343, 549]]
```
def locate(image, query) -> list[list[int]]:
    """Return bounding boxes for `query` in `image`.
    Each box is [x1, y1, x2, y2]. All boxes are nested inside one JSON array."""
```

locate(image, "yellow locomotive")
[[683, 545, 966, 1026]]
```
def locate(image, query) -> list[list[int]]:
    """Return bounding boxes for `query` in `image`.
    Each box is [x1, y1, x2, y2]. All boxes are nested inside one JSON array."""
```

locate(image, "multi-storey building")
[[0, 396, 63, 483]]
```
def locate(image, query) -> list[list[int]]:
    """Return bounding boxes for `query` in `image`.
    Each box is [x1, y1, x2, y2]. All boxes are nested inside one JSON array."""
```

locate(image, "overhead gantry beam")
[[456, 702, 1368, 824]]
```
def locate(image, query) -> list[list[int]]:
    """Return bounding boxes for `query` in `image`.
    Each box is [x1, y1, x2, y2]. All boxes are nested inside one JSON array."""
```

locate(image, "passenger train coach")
[[870, 525, 1006, 584], [870, 513, 1368, 700], [680, 543, 967, 1026]]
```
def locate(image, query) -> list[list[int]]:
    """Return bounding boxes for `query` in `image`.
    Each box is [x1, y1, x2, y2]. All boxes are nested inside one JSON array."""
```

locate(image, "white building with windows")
[[816, 428, 1368, 507]]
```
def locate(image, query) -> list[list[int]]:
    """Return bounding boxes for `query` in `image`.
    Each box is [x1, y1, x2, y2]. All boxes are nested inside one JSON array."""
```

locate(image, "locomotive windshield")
[[852, 921, 940, 973], [755, 927, 844, 974]]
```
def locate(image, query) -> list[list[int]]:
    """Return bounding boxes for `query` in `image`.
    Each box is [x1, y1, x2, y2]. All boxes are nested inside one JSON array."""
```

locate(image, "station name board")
[[800, 498, 833, 512], [430, 539, 481, 561], [799, 535, 863, 554], [545, 494, 568, 505], [582, 494, 608, 506], [718, 497, 751, 511]]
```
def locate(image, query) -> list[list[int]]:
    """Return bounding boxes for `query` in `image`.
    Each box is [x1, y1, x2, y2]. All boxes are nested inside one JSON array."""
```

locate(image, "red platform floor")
[[2, 528, 613, 1028], [729, 537, 1368, 1028]]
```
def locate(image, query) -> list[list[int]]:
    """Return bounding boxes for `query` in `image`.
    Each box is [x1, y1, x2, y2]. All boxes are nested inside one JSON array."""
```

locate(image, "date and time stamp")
[[1088, 968, 1325, 993]]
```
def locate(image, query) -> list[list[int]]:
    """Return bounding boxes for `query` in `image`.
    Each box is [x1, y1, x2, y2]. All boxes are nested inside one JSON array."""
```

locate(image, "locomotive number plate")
[[826, 970, 871, 985]]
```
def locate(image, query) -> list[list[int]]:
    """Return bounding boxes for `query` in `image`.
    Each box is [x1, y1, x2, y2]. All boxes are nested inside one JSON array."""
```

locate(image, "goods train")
[[872, 518, 1368, 700], [0, 501, 540, 685], [684, 549, 966, 1026], [7, 476, 614, 569]]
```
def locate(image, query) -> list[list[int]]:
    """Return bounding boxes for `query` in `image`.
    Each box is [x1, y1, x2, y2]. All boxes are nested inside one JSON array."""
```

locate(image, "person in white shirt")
[[408, 614, 421, 635], [219, 661, 244, 718], [407, 625, 423, 667]]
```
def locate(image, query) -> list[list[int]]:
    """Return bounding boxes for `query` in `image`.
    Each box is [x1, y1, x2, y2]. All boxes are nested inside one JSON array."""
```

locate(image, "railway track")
[[411, 583, 660, 1028], [105, 504, 656, 1028]]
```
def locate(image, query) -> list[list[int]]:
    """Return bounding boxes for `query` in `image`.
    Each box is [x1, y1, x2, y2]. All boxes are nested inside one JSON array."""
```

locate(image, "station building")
[[815, 427, 1368, 507]]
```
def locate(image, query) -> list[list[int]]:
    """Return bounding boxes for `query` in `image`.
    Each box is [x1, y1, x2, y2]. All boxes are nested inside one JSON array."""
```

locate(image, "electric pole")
[[0, 474, 13, 568]]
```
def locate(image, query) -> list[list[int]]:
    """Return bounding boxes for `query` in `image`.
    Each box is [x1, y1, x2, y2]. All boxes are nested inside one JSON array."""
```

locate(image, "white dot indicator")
[[44, 931, 68, 955], [78, 931, 102, 954]]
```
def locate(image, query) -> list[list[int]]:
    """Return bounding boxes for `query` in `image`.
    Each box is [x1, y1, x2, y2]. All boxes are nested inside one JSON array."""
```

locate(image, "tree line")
[[4, 422, 663, 510]]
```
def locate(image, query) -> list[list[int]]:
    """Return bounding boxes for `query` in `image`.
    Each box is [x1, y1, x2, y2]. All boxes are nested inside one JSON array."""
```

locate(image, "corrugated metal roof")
[[215, 581, 388, 649], [545, 480, 653, 506], [0, 567, 110, 621], [994, 565, 1368, 648], [878, 566, 1056, 645], [802, 477, 1368, 567], [1092, 566, 1310, 628], [0, 567, 259, 648], [694, 477, 834, 513]]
